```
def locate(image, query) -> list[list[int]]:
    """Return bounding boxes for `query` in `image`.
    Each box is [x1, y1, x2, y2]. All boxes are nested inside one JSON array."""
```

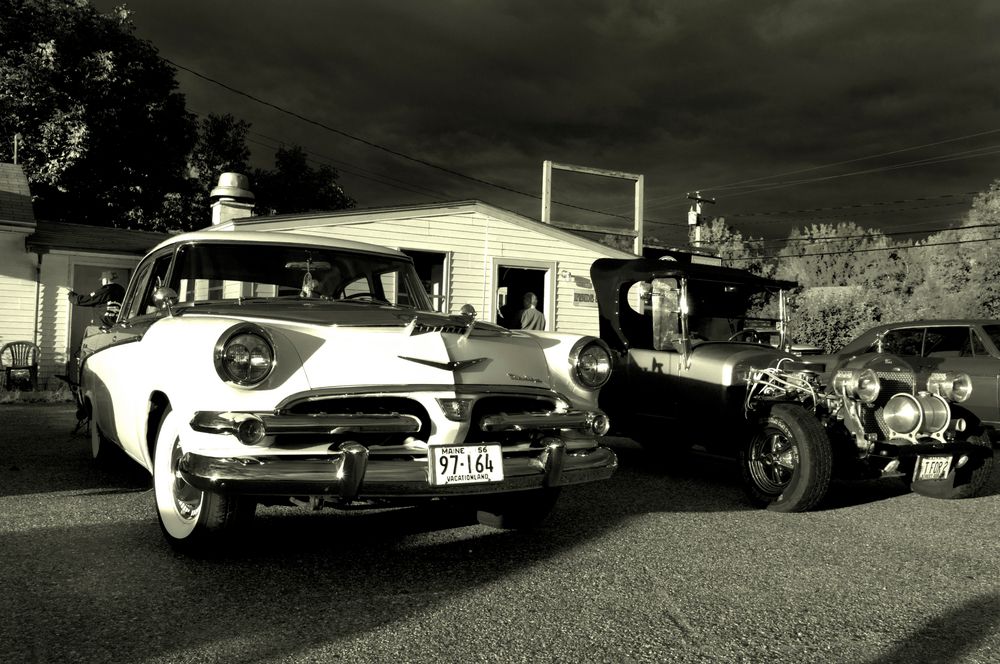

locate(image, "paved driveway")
[[2, 403, 1000, 663]]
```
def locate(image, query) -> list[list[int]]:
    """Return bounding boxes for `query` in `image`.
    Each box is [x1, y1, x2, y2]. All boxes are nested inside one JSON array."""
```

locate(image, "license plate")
[[915, 455, 952, 481], [429, 445, 504, 486]]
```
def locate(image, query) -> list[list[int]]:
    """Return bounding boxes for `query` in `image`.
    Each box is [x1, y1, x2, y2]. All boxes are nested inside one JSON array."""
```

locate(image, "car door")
[[913, 325, 999, 426]]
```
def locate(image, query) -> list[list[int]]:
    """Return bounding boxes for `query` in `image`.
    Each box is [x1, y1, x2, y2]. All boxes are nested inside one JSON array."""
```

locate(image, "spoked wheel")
[[153, 408, 255, 551], [747, 430, 798, 494], [741, 403, 832, 512]]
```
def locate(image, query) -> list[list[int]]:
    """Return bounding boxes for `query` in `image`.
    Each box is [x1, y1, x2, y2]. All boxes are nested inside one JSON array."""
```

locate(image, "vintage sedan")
[[821, 320, 1000, 437], [79, 230, 617, 550], [592, 257, 993, 511]]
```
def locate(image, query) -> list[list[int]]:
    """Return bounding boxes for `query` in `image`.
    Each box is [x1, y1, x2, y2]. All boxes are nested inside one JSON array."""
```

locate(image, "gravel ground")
[[2, 403, 1000, 663]]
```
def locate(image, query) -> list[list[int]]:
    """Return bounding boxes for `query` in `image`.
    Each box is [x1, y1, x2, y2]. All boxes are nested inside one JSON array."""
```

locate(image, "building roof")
[[0, 163, 35, 226], [25, 220, 171, 256], [218, 199, 638, 260]]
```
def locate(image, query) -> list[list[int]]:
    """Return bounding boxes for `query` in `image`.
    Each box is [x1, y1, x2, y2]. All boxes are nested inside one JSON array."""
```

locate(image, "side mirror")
[[153, 287, 179, 316]]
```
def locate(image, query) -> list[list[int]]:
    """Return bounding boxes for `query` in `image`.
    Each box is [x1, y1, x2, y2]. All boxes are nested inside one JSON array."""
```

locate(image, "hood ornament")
[[399, 356, 488, 372]]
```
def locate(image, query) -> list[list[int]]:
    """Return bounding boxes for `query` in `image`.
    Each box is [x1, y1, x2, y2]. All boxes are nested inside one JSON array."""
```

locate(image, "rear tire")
[[476, 488, 561, 529], [741, 403, 832, 512], [90, 413, 126, 467], [153, 408, 255, 551]]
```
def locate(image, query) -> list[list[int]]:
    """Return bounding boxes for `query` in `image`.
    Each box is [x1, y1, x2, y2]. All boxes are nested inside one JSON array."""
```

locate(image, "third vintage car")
[[591, 256, 994, 512], [79, 229, 618, 551]]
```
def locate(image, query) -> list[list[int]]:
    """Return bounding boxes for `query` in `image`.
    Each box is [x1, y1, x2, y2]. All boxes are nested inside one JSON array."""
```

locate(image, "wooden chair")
[[1, 341, 40, 390]]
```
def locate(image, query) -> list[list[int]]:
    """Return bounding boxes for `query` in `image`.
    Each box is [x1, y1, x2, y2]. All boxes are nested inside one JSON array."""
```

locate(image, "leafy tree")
[[251, 145, 355, 216], [698, 217, 776, 278], [161, 113, 252, 231], [0, 0, 196, 228], [909, 180, 1000, 318]]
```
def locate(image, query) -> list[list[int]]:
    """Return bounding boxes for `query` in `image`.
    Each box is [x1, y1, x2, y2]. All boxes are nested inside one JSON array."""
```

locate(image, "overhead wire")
[[170, 57, 678, 226], [727, 234, 1000, 261], [173, 58, 996, 236]]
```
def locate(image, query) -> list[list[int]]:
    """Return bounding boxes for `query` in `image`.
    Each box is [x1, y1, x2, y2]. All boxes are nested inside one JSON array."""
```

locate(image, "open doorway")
[[494, 264, 550, 330], [69, 264, 132, 359]]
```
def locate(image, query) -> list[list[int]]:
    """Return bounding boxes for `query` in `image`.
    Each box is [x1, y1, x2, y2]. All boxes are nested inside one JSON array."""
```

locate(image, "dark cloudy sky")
[[93, 0, 1000, 246]]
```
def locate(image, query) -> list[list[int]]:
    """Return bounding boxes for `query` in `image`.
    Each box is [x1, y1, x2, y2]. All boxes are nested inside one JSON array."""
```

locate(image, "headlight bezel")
[[569, 338, 613, 390], [926, 371, 972, 403], [213, 323, 276, 387], [831, 367, 881, 404]]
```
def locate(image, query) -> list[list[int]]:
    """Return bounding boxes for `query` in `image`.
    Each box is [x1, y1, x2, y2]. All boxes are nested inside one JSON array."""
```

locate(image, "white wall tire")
[[153, 408, 254, 550]]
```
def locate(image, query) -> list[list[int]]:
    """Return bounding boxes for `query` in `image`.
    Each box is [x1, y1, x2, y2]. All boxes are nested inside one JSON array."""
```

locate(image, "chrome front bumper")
[[178, 439, 618, 499]]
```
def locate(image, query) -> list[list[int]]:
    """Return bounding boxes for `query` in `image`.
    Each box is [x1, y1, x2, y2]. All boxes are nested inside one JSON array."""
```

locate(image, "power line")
[[170, 58, 666, 226], [740, 222, 999, 246], [637, 131, 1000, 214], [728, 234, 1000, 261], [676, 128, 1000, 200], [723, 192, 977, 218]]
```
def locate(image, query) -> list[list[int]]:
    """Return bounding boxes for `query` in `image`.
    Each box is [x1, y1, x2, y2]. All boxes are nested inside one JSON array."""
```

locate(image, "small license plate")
[[429, 445, 504, 486], [915, 455, 952, 481]]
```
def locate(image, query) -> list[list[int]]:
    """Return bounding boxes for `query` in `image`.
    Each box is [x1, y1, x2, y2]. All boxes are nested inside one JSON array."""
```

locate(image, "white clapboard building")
[[210, 187, 638, 336]]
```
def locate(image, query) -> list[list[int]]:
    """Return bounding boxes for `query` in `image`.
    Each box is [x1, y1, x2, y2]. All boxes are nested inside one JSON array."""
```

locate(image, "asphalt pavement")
[[2, 403, 1000, 663]]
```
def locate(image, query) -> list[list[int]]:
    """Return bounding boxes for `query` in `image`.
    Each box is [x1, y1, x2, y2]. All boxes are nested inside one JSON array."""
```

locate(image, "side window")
[[879, 329, 923, 356], [965, 329, 987, 357], [924, 327, 969, 358], [123, 252, 173, 319], [342, 276, 371, 298], [122, 260, 155, 320]]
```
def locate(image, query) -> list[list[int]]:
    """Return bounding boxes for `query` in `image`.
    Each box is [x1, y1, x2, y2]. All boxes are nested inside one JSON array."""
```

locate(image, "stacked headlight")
[[832, 368, 881, 403], [927, 371, 972, 403], [214, 324, 275, 386], [570, 339, 613, 389]]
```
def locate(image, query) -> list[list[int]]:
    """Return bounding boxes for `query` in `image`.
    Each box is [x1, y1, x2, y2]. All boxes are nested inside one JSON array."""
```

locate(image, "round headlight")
[[215, 326, 275, 386], [883, 393, 921, 435], [927, 371, 972, 403], [832, 368, 881, 403], [855, 368, 881, 403], [571, 340, 613, 389]]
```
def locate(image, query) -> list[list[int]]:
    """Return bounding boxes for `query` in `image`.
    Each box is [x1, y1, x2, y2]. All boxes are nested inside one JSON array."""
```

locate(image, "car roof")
[[864, 319, 1000, 333], [148, 229, 409, 259]]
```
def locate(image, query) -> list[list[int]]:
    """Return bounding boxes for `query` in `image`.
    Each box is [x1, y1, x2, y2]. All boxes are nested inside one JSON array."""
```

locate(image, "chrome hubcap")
[[749, 431, 799, 494], [169, 439, 202, 521]]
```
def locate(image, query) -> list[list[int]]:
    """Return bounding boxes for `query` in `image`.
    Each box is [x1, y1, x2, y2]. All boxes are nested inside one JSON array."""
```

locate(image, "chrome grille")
[[413, 323, 466, 335], [865, 369, 916, 438], [281, 396, 432, 444], [466, 395, 559, 445]]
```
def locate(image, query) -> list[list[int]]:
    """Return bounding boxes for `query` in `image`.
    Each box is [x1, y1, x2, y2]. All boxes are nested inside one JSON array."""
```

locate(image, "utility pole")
[[687, 191, 716, 248], [13, 133, 22, 165]]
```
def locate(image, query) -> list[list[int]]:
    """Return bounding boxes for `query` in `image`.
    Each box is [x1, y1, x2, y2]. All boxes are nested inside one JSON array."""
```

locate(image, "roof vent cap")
[[210, 172, 255, 201]]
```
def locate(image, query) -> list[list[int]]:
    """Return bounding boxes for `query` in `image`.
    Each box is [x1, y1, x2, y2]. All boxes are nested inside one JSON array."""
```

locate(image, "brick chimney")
[[209, 172, 255, 226]]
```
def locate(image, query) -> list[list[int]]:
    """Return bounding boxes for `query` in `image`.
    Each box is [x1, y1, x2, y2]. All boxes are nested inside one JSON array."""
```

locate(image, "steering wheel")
[[344, 292, 377, 300]]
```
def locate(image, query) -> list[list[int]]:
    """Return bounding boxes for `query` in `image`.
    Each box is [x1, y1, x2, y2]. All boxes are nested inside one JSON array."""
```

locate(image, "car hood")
[[181, 304, 553, 392]]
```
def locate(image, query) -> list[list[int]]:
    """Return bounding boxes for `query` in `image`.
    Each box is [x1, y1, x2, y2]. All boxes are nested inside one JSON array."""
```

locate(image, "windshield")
[[167, 242, 432, 309], [685, 280, 779, 342], [623, 277, 781, 350]]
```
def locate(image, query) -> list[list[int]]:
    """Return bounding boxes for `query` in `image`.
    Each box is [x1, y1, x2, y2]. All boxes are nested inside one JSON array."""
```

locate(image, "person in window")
[[68, 271, 125, 328], [518, 292, 546, 331]]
